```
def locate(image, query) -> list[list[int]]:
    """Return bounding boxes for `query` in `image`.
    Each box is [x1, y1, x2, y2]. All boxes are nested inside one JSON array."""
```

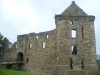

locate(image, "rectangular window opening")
[[82, 27, 84, 39], [36, 36, 38, 39], [42, 42, 45, 48], [70, 58, 73, 69], [46, 35, 49, 39], [29, 43, 32, 49], [71, 30, 76, 38], [81, 59, 84, 69], [70, 20, 73, 25], [71, 46, 77, 55]]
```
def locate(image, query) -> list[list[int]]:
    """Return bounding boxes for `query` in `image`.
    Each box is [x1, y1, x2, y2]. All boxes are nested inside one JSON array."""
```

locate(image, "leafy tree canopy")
[[0, 33, 4, 54]]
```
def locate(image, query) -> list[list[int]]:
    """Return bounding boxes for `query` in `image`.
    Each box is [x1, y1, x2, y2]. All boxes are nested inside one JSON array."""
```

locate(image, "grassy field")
[[0, 68, 40, 75], [0, 64, 99, 75]]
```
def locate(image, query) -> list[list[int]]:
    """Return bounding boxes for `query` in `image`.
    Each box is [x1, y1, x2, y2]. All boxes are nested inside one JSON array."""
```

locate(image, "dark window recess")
[[81, 59, 84, 69], [72, 46, 77, 54], [26, 58, 29, 63], [82, 27, 84, 39], [70, 58, 73, 69], [70, 20, 73, 24]]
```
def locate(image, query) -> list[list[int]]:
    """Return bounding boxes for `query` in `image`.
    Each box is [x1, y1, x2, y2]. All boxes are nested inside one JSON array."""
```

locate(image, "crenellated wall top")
[[55, 15, 95, 21]]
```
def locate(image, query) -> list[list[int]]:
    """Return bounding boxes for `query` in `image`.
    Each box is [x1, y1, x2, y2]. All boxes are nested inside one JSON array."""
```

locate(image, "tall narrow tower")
[[55, 1, 99, 75]]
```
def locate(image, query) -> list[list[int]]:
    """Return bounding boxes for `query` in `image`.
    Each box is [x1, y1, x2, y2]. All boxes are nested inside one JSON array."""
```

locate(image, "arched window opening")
[[71, 46, 77, 54], [42, 42, 45, 48], [17, 52, 23, 62], [71, 30, 76, 38], [29, 43, 32, 49]]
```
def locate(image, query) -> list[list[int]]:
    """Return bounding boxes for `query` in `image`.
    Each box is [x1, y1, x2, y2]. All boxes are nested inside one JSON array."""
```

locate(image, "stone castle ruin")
[[2, 1, 100, 75]]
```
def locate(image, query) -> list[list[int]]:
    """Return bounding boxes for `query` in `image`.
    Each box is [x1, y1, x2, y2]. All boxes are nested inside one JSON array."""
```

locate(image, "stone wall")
[[2, 1, 100, 75], [55, 15, 99, 74], [3, 29, 57, 75]]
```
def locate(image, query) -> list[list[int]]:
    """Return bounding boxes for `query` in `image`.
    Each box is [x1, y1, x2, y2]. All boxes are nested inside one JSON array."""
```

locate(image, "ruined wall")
[[3, 29, 57, 75], [22, 29, 57, 75]]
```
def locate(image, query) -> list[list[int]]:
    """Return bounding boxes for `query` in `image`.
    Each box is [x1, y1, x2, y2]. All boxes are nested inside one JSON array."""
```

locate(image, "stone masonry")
[[2, 1, 100, 75]]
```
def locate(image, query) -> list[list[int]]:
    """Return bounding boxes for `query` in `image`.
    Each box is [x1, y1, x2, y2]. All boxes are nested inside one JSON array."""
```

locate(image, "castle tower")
[[55, 1, 99, 75]]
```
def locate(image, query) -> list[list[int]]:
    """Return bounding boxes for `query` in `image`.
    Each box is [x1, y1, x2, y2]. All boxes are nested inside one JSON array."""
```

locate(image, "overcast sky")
[[0, 0, 100, 54]]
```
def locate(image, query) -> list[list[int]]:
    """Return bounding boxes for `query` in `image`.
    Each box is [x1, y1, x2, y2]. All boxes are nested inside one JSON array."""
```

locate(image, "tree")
[[0, 33, 4, 55]]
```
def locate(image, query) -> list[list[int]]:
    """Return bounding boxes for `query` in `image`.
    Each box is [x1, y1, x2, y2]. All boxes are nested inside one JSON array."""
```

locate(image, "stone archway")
[[17, 52, 23, 62]]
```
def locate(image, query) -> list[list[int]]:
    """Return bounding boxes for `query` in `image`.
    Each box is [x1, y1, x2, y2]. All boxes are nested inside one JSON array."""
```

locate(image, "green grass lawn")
[[0, 68, 40, 75]]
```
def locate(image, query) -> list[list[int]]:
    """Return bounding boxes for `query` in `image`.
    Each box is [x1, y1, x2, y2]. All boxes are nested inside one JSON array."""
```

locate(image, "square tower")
[[55, 1, 99, 75]]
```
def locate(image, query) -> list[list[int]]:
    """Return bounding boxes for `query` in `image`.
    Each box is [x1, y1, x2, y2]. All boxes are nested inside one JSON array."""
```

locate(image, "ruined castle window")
[[36, 35, 38, 39], [16, 44, 18, 48], [46, 35, 49, 39], [70, 20, 73, 24], [71, 46, 77, 54], [70, 58, 73, 69], [42, 42, 45, 48], [29, 43, 32, 49], [26, 58, 29, 63], [71, 30, 76, 38], [82, 27, 84, 39], [81, 59, 84, 69]]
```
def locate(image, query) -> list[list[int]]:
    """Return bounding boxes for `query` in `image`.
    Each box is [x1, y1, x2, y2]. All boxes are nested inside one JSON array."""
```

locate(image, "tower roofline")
[[61, 1, 88, 16]]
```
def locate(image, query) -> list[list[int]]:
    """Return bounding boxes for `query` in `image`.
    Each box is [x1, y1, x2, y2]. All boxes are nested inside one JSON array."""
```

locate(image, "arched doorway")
[[17, 52, 23, 62]]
